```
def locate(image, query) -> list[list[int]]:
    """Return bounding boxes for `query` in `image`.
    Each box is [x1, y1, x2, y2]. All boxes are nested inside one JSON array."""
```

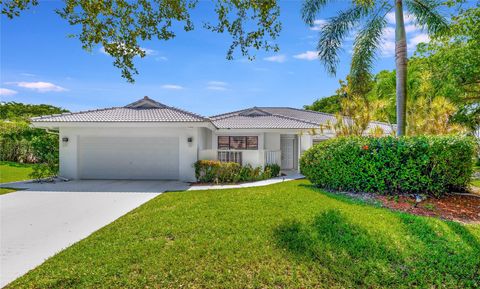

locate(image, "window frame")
[[217, 136, 258, 150]]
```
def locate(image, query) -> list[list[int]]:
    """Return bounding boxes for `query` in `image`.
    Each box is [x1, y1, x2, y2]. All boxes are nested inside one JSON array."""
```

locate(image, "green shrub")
[[300, 136, 476, 197], [264, 163, 281, 178], [29, 134, 59, 181], [217, 162, 241, 183], [238, 164, 254, 182], [194, 160, 221, 183], [194, 161, 279, 184]]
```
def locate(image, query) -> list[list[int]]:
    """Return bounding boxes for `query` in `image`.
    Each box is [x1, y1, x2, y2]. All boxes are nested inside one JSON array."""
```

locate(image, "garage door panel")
[[79, 137, 179, 180]]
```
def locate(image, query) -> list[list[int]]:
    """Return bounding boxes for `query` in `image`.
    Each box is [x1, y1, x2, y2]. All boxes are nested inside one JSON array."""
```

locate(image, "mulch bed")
[[334, 189, 480, 224], [376, 193, 480, 224]]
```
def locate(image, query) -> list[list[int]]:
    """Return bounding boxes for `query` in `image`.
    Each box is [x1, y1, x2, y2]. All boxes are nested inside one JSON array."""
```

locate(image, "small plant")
[[30, 163, 56, 181], [194, 161, 280, 184], [264, 163, 281, 178]]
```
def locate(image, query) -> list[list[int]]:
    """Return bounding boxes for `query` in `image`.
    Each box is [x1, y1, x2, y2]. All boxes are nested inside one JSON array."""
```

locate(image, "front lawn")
[[0, 187, 18, 195], [8, 180, 480, 288], [0, 161, 34, 183]]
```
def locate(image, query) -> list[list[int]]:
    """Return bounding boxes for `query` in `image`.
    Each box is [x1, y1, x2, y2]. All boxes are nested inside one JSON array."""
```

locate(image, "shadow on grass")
[[398, 214, 480, 287], [274, 209, 403, 287], [274, 209, 480, 288]]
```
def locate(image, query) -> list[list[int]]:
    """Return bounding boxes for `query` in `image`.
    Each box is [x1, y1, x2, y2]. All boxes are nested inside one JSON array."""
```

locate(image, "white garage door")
[[79, 137, 179, 180]]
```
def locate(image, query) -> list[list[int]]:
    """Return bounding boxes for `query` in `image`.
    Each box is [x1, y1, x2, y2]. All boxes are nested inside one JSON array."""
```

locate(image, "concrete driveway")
[[0, 180, 189, 287]]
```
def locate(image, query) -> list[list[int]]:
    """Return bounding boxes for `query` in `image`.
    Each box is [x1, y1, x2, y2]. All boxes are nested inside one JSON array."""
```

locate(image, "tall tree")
[[1, 0, 281, 83], [302, 0, 447, 136]]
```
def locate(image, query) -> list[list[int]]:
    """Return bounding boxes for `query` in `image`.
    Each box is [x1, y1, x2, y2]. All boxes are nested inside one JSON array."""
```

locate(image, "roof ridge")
[[30, 97, 209, 122], [162, 104, 209, 121], [30, 106, 122, 121], [209, 107, 320, 127], [209, 107, 252, 120], [261, 106, 392, 127], [266, 111, 321, 126]]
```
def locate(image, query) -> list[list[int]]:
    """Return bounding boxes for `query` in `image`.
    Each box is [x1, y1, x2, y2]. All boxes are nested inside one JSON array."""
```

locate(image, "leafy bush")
[[216, 162, 241, 183], [194, 160, 221, 183], [29, 134, 59, 180], [264, 163, 281, 178], [300, 136, 476, 197], [0, 102, 67, 164], [194, 160, 279, 184]]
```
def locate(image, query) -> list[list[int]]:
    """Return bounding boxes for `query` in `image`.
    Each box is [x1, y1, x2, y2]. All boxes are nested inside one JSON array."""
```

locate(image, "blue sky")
[[0, 1, 454, 116]]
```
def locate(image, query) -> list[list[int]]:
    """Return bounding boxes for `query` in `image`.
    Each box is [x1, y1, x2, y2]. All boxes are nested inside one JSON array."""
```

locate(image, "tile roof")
[[31, 97, 393, 133], [210, 107, 393, 133], [31, 96, 208, 123]]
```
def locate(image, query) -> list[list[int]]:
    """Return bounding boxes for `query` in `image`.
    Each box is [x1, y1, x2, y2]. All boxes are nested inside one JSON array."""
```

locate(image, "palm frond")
[[406, 0, 448, 35], [301, 0, 330, 25], [350, 11, 387, 90], [317, 5, 370, 75]]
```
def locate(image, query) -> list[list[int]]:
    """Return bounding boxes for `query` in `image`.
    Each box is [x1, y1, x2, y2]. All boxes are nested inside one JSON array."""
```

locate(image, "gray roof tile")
[[31, 96, 208, 123], [31, 97, 393, 133], [210, 107, 393, 133]]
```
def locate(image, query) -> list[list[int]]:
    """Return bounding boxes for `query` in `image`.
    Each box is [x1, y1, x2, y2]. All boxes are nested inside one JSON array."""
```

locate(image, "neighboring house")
[[31, 96, 392, 182]]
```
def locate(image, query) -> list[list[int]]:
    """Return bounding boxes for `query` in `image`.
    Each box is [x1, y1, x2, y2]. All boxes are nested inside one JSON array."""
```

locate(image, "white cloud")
[[20, 73, 36, 77], [264, 54, 286, 63], [9, 81, 67, 92], [155, 56, 168, 61], [208, 81, 228, 86], [386, 11, 415, 25], [382, 27, 396, 40], [310, 19, 327, 31], [409, 33, 430, 47], [161, 84, 184, 90], [293, 51, 318, 61], [206, 81, 228, 91], [379, 40, 396, 57], [378, 23, 422, 57], [405, 24, 418, 33], [141, 48, 158, 56], [0, 88, 18, 96]]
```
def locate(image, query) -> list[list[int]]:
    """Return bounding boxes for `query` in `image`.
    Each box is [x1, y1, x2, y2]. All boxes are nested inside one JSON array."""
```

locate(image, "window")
[[217, 136, 258, 150], [218, 136, 230, 150], [218, 151, 242, 164], [246, 136, 258, 149]]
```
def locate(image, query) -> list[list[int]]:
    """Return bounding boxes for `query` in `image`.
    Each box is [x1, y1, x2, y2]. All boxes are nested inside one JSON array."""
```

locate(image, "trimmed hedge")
[[300, 136, 476, 197], [194, 160, 280, 184]]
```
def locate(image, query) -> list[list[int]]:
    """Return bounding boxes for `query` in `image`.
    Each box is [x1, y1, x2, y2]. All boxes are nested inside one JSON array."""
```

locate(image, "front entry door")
[[281, 137, 295, 170]]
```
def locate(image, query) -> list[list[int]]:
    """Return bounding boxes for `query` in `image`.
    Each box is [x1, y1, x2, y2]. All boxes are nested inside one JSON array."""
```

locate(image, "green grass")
[[0, 187, 18, 195], [0, 161, 34, 183], [472, 179, 480, 187], [8, 180, 480, 288]]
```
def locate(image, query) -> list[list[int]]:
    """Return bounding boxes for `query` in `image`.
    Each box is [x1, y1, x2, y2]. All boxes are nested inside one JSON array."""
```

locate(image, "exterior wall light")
[[62, 137, 69, 143], [187, 137, 193, 143]]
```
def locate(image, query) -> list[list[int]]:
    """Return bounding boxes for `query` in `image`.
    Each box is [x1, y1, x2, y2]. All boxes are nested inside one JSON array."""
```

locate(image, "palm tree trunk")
[[395, 0, 407, 136]]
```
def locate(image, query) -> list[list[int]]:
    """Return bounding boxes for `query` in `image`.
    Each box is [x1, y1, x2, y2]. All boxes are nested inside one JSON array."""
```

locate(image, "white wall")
[[59, 126, 201, 182], [264, 132, 281, 150], [198, 131, 288, 168]]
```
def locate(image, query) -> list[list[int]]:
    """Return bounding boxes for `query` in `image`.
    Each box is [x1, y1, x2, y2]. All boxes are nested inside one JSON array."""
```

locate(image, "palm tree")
[[302, 0, 447, 136]]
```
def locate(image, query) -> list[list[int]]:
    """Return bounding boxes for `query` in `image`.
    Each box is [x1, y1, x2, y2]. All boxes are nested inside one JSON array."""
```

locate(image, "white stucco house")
[[31, 96, 392, 182]]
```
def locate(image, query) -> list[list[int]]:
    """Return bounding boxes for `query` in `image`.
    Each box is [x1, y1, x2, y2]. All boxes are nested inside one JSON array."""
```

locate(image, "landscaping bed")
[[326, 189, 480, 223], [377, 193, 480, 223]]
